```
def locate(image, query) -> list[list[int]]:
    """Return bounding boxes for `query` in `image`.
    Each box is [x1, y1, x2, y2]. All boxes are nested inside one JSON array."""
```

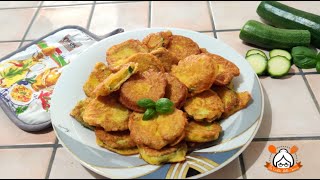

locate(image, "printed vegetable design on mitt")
[[31, 67, 61, 91], [38, 91, 52, 111]]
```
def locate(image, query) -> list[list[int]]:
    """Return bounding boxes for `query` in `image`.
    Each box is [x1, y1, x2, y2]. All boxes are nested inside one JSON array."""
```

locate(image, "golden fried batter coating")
[[214, 87, 251, 118], [82, 94, 130, 131], [95, 127, 138, 155], [129, 109, 187, 150], [95, 127, 136, 149], [200, 48, 209, 53], [205, 53, 240, 86], [142, 31, 172, 51], [184, 90, 224, 122], [70, 98, 94, 130], [166, 35, 200, 61], [164, 73, 188, 109], [150, 47, 179, 72], [138, 142, 187, 165], [124, 53, 165, 73], [222, 91, 251, 118], [171, 54, 218, 96], [83, 62, 112, 97], [213, 86, 238, 116], [119, 70, 167, 112], [93, 62, 138, 97], [185, 121, 222, 143], [106, 39, 148, 71]]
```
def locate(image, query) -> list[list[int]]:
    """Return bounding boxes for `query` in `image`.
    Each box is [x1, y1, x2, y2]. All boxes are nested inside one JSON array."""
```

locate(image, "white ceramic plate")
[[51, 28, 264, 179]]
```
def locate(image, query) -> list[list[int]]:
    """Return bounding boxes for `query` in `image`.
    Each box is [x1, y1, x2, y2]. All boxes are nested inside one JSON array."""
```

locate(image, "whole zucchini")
[[239, 20, 310, 49], [257, 1, 320, 48]]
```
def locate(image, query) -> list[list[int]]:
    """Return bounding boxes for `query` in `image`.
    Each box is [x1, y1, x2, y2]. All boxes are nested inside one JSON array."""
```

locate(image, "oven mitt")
[[0, 26, 124, 132]]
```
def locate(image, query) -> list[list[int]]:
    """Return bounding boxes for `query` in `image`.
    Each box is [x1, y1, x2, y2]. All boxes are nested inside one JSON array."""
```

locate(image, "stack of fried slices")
[[70, 31, 251, 165]]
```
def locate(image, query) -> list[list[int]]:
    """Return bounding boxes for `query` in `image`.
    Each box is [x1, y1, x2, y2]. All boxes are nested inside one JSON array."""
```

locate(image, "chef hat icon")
[[272, 149, 294, 168]]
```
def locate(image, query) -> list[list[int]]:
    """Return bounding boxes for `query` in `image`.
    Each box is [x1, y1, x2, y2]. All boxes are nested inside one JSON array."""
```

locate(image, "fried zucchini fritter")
[[184, 90, 224, 122], [106, 39, 148, 71], [164, 73, 188, 109], [138, 142, 187, 165], [124, 53, 165, 73], [142, 31, 172, 51], [93, 62, 138, 97], [70, 98, 94, 130], [213, 86, 238, 116], [171, 54, 217, 96], [129, 109, 187, 150], [150, 47, 179, 72], [83, 62, 112, 97], [185, 121, 222, 143], [120, 70, 167, 112], [222, 91, 251, 118], [95, 127, 138, 155], [82, 94, 130, 131], [205, 53, 240, 86], [214, 87, 251, 119], [166, 35, 200, 61]]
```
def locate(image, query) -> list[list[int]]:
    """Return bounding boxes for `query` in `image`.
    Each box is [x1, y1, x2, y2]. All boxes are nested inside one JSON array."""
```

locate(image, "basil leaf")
[[316, 61, 320, 73], [143, 108, 156, 120], [292, 46, 318, 69], [137, 98, 156, 108], [155, 98, 174, 114]]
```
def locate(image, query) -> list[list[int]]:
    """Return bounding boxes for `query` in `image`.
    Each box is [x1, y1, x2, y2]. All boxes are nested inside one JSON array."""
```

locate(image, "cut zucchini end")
[[246, 49, 267, 59], [267, 56, 291, 77], [246, 54, 268, 76]]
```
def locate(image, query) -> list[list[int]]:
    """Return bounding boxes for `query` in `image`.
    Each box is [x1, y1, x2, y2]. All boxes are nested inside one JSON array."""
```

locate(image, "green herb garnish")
[[155, 98, 174, 114], [137, 98, 156, 109], [292, 46, 318, 69], [143, 108, 157, 120], [137, 98, 174, 121]]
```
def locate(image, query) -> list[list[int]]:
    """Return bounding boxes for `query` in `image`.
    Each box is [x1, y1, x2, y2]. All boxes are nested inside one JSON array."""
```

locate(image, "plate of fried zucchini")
[[51, 28, 264, 179]]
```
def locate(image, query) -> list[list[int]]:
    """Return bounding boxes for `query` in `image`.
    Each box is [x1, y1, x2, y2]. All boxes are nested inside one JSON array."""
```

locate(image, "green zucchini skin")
[[239, 20, 310, 49], [257, 1, 320, 48]]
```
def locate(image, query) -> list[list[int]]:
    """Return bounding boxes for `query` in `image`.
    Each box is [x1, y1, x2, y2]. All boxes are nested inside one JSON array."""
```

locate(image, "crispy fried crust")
[[119, 70, 167, 112], [205, 53, 240, 86], [70, 98, 94, 130], [96, 138, 139, 156], [171, 54, 218, 96], [93, 62, 138, 97], [213, 86, 238, 115], [106, 39, 148, 71], [138, 142, 187, 165], [184, 90, 224, 122], [82, 94, 130, 131], [185, 121, 222, 143], [83, 62, 112, 97], [166, 35, 200, 61], [95, 127, 136, 149], [222, 91, 251, 118], [124, 53, 165, 73], [164, 73, 188, 109], [128, 109, 187, 150], [150, 47, 179, 72], [142, 31, 173, 51]]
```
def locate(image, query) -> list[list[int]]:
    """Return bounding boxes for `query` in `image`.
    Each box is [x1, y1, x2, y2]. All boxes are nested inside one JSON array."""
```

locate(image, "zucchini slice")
[[269, 49, 292, 60], [246, 49, 267, 59], [267, 56, 291, 77], [246, 54, 267, 76]]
